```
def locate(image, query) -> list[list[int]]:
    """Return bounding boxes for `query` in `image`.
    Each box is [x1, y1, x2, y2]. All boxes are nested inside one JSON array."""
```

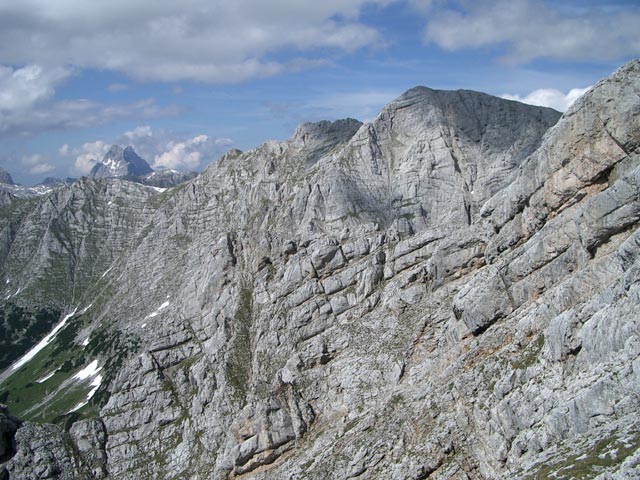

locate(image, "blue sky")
[[0, 0, 639, 185]]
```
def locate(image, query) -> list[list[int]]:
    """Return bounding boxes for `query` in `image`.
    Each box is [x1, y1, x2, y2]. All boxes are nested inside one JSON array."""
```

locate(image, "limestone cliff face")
[[1, 61, 640, 480]]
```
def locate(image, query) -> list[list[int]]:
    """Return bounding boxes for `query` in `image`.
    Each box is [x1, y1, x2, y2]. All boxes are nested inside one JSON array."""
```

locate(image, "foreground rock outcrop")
[[0, 61, 639, 479]]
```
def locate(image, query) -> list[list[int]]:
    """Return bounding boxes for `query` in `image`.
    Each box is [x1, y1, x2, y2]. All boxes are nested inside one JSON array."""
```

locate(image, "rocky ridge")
[[0, 147, 195, 205], [0, 61, 639, 479]]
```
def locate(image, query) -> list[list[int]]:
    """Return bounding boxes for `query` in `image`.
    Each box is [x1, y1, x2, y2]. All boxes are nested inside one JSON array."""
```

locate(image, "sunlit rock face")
[[1, 60, 639, 480], [90, 145, 154, 179]]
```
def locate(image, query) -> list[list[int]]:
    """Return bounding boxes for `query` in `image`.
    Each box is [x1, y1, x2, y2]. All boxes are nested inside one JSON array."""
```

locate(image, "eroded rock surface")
[[1, 61, 639, 479]]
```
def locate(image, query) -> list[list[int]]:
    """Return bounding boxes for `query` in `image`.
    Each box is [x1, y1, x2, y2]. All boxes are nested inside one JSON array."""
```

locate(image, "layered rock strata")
[[0, 61, 639, 479]]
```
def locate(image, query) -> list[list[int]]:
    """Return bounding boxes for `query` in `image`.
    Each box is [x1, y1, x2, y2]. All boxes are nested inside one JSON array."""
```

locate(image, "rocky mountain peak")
[[375, 85, 561, 141], [1, 61, 639, 480], [0, 168, 14, 185], [90, 145, 153, 178]]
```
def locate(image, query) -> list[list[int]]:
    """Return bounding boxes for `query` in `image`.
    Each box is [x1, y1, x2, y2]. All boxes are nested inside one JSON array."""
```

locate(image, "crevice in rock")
[[0, 406, 21, 463], [496, 268, 516, 310], [603, 123, 633, 156]]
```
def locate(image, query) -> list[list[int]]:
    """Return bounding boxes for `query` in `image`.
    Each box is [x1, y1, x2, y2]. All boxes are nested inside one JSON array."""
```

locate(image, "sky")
[[0, 0, 639, 185]]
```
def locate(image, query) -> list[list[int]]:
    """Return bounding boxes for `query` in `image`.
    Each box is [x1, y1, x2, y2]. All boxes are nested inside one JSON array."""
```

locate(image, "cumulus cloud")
[[0, 89, 181, 139], [423, 0, 640, 64], [118, 126, 234, 171], [0, 65, 81, 137], [124, 125, 153, 140], [153, 135, 233, 171], [71, 141, 110, 175], [0, 65, 71, 111], [0, 0, 392, 83], [501, 86, 591, 112], [64, 126, 234, 175], [58, 144, 70, 156], [21, 154, 55, 175], [28, 163, 56, 175]]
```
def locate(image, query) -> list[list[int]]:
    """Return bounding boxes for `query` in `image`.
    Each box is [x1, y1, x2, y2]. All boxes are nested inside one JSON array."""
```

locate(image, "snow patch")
[[149, 186, 167, 193], [100, 266, 113, 278], [68, 373, 103, 413], [147, 301, 170, 318], [140, 323, 147, 329], [10, 308, 78, 372], [89, 374, 102, 392], [81, 337, 90, 347], [36, 369, 58, 383], [73, 360, 102, 381], [79, 303, 93, 315]]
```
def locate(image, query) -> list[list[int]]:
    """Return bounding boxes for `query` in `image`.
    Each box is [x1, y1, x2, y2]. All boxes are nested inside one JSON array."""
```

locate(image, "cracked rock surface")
[[1, 61, 640, 479]]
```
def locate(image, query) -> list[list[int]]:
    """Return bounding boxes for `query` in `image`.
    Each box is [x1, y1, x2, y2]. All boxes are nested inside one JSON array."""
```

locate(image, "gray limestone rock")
[[3, 421, 88, 479], [0, 169, 14, 186], [1, 60, 640, 480], [0, 405, 20, 463], [90, 145, 153, 178]]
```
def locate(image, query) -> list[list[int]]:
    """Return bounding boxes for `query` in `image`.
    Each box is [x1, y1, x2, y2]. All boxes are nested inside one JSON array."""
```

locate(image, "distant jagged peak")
[[38, 177, 75, 187], [0, 166, 15, 185], [90, 145, 153, 179]]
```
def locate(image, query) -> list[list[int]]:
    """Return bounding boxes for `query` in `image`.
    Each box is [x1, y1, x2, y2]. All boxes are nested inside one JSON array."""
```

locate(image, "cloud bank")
[[0, 65, 181, 138], [64, 126, 234, 175], [423, 0, 640, 64], [501, 86, 591, 112], [0, 0, 393, 83], [20, 154, 55, 175], [153, 136, 233, 171]]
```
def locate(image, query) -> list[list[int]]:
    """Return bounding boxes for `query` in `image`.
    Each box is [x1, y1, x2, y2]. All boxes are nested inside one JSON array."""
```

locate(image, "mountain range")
[[0, 60, 639, 479], [0, 146, 196, 200]]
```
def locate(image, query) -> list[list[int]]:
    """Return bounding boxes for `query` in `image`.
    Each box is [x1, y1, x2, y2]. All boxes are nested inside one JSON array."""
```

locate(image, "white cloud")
[[124, 125, 153, 140], [423, 0, 640, 64], [153, 135, 233, 170], [0, 64, 71, 111], [214, 138, 234, 147], [20, 154, 56, 175], [0, 92, 181, 138], [501, 86, 591, 112], [0, 0, 393, 83], [72, 141, 110, 175], [65, 126, 234, 175], [29, 163, 56, 175]]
